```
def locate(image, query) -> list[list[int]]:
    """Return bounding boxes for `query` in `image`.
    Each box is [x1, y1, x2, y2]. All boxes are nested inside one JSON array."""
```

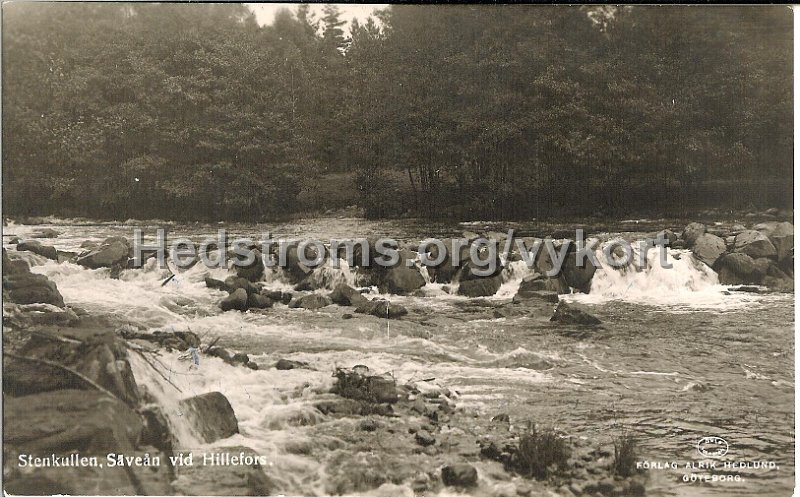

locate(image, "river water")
[[3, 217, 794, 497]]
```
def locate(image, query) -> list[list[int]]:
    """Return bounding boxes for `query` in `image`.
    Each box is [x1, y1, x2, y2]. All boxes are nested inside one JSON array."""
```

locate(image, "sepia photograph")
[[1, 3, 795, 496]]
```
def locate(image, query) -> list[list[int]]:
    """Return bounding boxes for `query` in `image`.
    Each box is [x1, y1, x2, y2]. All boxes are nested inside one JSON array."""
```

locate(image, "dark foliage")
[[3, 4, 792, 220]]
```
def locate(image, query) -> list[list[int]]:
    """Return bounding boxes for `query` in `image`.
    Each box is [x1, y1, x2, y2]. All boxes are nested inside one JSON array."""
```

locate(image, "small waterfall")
[[127, 352, 205, 449], [587, 241, 718, 298]]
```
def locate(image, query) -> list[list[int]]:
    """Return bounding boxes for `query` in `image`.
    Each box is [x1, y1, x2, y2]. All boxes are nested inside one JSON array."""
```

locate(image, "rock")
[[76, 237, 129, 269], [359, 418, 380, 432], [220, 288, 248, 312], [513, 289, 559, 304], [415, 430, 436, 446], [734, 230, 777, 259], [31, 228, 60, 238], [282, 243, 316, 283], [771, 235, 794, 263], [172, 446, 273, 496], [441, 464, 478, 487], [715, 252, 760, 284], [245, 361, 259, 370], [179, 392, 239, 443], [4, 355, 88, 396], [3, 272, 65, 307], [515, 273, 569, 300], [231, 352, 249, 365], [8, 236, 20, 244], [457, 274, 503, 297], [234, 249, 265, 282], [562, 246, 597, 292], [656, 229, 678, 246], [354, 300, 408, 318], [206, 347, 232, 362], [223, 276, 259, 296], [762, 275, 794, 292], [247, 293, 273, 309], [5, 389, 142, 456], [682, 222, 706, 247], [5, 257, 30, 276], [16, 240, 58, 260], [754, 221, 793, 239], [692, 233, 727, 267], [289, 294, 333, 310], [15, 329, 141, 405], [205, 276, 228, 290], [329, 283, 368, 306], [275, 358, 308, 370], [379, 264, 426, 295], [550, 301, 601, 326]]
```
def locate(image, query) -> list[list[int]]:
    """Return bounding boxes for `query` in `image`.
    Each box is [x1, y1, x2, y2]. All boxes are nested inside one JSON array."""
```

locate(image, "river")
[[3, 216, 794, 497]]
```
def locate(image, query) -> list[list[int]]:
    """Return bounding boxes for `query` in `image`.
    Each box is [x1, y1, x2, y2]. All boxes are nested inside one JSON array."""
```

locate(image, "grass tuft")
[[509, 423, 571, 479], [613, 430, 639, 477]]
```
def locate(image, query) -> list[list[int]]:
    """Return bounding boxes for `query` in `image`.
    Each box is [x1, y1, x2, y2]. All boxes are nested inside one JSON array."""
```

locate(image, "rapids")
[[3, 217, 794, 497]]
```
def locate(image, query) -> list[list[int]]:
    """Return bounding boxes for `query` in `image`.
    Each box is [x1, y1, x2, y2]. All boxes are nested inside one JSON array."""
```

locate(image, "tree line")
[[2, 4, 792, 221]]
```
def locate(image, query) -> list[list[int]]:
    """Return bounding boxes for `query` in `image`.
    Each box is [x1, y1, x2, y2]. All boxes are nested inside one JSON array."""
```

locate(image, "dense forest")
[[2, 4, 793, 221]]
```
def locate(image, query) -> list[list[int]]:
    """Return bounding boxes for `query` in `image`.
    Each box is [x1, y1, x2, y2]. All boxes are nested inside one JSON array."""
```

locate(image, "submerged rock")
[[275, 358, 308, 370], [354, 299, 408, 318], [415, 430, 436, 446], [223, 276, 259, 296], [247, 293, 273, 309], [441, 464, 478, 487], [179, 392, 239, 443], [550, 301, 601, 326], [31, 228, 60, 238], [289, 294, 333, 310]]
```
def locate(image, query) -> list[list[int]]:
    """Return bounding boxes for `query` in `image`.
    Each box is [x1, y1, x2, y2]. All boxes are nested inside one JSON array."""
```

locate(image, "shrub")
[[613, 431, 639, 477], [509, 423, 571, 479]]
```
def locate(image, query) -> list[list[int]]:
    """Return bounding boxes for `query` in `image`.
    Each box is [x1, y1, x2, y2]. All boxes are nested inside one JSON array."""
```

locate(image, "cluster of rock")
[[3, 315, 268, 495], [680, 221, 793, 291]]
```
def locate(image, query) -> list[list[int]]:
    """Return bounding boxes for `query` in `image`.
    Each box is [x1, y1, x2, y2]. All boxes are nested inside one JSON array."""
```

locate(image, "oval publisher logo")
[[697, 436, 729, 458]]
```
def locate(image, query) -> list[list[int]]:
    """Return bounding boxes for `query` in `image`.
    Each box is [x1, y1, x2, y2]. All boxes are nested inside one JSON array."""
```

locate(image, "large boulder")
[[754, 221, 793, 239], [379, 265, 426, 295], [682, 222, 706, 247], [328, 283, 368, 306], [692, 233, 727, 267], [220, 288, 248, 312], [562, 243, 597, 293], [3, 248, 30, 275], [16, 329, 140, 406], [178, 392, 239, 443], [734, 230, 777, 259], [16, 240, 58, 260], [234, 249, 265, 282], [76, 237, 130, 269], [457, 275, 503, 297], [3, 273, 65, 307], [4, 389, 142, 456], [550, 301, 601, 326], [289, 293, 333, 310], [281, 243, 318, 283], [772, 235, 794, 264], [715, 252, 760, 285]]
